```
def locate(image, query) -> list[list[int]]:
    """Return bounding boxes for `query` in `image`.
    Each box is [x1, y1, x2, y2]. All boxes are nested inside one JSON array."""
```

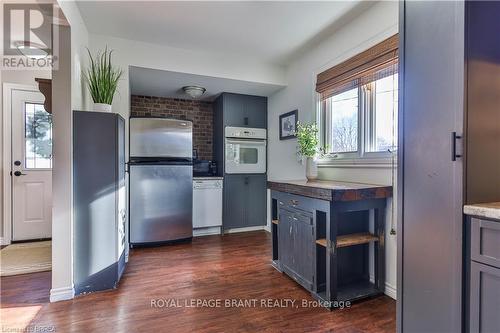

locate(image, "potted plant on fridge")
[[84, 47, 122, 113], [296, 121, 323, 181]]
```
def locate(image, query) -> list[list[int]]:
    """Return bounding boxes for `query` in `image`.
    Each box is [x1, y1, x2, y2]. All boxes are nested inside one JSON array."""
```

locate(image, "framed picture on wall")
[[279, 110, 298, 140]]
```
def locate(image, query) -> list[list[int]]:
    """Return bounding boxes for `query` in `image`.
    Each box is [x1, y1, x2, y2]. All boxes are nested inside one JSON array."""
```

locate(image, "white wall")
[[267, 1, 399, 299], [89, 33, 286, 123], [50, 0, 90, 302]]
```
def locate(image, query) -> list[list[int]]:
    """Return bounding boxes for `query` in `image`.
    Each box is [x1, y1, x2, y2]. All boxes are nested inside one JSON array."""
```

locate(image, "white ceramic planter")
[[93, 103, 112, 113], [305, 157, 318, 181]]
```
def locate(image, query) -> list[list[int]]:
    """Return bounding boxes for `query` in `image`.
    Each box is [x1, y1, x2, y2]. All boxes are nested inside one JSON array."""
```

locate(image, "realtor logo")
[[2, 2, 58, 70]]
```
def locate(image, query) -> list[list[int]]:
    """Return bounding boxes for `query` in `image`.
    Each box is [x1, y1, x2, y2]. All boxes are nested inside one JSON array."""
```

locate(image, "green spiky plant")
[[84, 47, 122, 105], [296, 121, 320, 158]]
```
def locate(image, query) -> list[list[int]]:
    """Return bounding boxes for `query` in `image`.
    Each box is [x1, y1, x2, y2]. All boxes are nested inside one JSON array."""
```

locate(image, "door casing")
[[2, 83, 49, 244]]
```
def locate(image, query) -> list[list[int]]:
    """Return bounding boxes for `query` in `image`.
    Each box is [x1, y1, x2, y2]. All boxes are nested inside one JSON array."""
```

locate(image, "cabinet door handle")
[[290, 199, 299, 206], [451, 131, 462, 161], [292, 216, 298, 221], [244, 117, 249, 126], [244, 177, 249, 185]]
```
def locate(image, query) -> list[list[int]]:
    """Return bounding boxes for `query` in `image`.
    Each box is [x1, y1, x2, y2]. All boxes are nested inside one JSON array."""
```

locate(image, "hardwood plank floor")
[[1, 231, 395, 333]]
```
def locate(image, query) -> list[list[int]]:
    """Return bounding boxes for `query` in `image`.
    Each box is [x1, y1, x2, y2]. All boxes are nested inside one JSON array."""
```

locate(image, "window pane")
[[328, 88, 359, 153], [373, 74, 398, 152], [25, 103, 52, 169]]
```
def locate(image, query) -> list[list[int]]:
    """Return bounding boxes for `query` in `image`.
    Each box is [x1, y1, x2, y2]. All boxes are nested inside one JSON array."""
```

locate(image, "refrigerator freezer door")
[[130, 164, 193, 244], [130, 118, 192, 159]]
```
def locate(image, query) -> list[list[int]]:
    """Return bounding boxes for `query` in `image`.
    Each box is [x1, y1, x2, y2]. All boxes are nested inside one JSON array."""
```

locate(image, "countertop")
[[464, 202, 500, 220], [267, 179, 392, 202]]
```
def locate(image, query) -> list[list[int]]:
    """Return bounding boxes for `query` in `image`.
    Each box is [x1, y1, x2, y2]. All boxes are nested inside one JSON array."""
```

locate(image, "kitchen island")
[[268, 180, 392, 309]]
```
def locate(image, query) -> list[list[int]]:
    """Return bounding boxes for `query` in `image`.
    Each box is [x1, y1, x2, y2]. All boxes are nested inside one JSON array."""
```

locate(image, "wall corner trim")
[[50, 286, 75, 302]]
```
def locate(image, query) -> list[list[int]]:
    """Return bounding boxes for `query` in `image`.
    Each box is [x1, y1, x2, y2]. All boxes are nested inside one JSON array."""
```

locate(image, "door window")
[[24, 102, 52, 169]]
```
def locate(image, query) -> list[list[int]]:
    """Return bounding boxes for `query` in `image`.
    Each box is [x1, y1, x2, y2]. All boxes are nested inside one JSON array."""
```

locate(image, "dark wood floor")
[[1, 231, 395, 332]]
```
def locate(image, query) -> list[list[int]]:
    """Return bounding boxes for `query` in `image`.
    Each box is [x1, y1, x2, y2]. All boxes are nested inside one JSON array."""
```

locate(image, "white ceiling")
[[129, 66, 285, 100], [76, 1, 364, 65]]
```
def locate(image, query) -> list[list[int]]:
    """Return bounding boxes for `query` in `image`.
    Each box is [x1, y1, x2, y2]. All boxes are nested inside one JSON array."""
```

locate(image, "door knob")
[[13, 171, 27, 176]]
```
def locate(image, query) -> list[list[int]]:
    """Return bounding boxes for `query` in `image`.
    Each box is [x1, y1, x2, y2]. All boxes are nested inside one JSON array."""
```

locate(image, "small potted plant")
[[84, 47, 122, 112], [296, 121, 322, 181]]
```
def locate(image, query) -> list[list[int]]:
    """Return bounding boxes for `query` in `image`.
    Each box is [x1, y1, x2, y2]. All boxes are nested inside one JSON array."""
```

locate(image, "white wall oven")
[[225, 127, 266, 174]]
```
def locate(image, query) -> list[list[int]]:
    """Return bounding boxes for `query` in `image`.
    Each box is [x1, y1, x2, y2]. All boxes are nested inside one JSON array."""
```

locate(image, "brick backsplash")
[[131, 95, 213, 160]]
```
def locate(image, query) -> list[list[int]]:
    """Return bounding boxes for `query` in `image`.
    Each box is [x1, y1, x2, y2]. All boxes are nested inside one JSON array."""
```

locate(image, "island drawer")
[[275, 191, 317, 215]]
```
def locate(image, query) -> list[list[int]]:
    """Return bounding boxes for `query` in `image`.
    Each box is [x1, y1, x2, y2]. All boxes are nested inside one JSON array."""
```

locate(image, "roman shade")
[[316, 34, 399, 100]]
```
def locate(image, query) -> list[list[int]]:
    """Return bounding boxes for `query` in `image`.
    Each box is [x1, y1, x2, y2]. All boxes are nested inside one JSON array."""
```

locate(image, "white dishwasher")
[[193, 178, 223, 234]]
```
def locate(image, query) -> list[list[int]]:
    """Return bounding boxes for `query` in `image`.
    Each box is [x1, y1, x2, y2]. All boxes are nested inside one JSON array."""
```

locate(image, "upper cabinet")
[[219, 93, 267, 129]]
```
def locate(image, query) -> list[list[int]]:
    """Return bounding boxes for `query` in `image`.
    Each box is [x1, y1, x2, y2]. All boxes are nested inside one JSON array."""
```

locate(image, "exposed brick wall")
[[130, 95, 213, 160]]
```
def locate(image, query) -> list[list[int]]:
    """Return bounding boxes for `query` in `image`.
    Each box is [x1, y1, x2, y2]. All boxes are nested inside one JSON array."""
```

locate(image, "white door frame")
[[2, 83, 41, 245]]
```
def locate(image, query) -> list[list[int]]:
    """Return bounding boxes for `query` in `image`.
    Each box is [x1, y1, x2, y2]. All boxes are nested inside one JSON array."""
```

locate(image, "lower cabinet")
[[278, 207, 314, 291], [223, 174, 266, 229], [469, 262, 500, 333], [467, 216, 500, 333]]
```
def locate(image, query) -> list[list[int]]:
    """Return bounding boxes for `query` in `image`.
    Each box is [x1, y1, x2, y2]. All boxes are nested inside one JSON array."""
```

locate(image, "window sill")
[[317, 156, 397, 169]]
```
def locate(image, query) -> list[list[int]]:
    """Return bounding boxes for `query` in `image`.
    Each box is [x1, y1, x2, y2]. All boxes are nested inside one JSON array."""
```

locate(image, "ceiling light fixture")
[[15, 41, 49, 59], [182, 86, 206, 99]]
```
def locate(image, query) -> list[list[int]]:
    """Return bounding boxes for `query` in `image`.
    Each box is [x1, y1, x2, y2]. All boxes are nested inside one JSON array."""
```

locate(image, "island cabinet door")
[[292, 213, 315, 291], [278, 209, 294, 275]]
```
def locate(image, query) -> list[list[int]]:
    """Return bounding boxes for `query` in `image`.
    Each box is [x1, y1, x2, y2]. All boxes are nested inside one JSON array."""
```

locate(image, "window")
[[316, 34, 399, 160], [25, 102, 53, 169], [321, 74, 398, 157], [326, 87, 359, 153], [372, 74, 398, 152]]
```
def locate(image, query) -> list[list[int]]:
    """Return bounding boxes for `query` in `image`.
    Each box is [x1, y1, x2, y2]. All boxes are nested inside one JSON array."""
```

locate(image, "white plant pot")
[[305, 157, 318, 181], [93, 103, 112, 113]]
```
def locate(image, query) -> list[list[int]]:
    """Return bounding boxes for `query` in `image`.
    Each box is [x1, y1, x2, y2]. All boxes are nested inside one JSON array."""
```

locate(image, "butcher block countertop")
[[267, 179, 392, 202], [464, 202, 500, 220]]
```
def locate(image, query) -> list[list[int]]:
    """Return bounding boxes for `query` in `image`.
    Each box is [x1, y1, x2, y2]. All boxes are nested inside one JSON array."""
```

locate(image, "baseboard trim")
[[384, 282, 396, 300], [50, 286, 74, 302], [225, 226, 266, 234], [194, 226, 222, 237], [369, 275, 396, 300], [264, 225, 271, 233]]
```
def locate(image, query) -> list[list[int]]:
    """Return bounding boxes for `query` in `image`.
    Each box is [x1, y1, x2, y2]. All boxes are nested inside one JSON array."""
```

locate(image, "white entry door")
[[11, 89, 52, 241]]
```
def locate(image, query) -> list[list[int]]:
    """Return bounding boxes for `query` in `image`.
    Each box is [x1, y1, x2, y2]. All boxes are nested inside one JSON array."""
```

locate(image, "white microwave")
[[225, 127, 267, 174]]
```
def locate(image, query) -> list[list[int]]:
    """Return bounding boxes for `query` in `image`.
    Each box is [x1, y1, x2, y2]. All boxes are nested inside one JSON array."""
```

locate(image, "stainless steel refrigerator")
[[129, 118, 193, 246]]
